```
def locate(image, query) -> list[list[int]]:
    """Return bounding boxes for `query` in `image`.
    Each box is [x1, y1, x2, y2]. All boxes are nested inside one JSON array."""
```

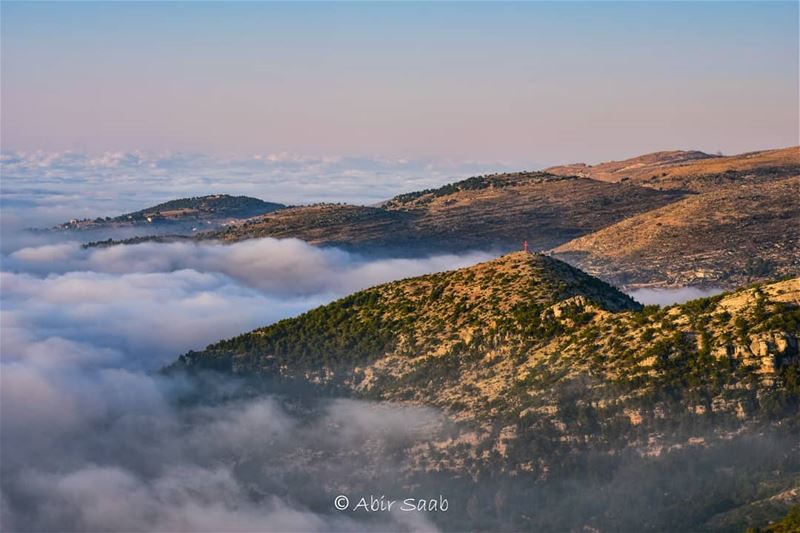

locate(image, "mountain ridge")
[[74, 146, 800, 289], [204, 174, 684, 253], [546, 146, 800, 192], [169, 252, 800, 530], [175, 252, 799, 428]]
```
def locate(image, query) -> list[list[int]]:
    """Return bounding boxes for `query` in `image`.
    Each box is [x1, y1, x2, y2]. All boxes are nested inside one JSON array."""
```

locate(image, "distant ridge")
[[75, 146, 800, 289], [53, 194, 285, 233], [205, 173, 683, 252], [116, 194, 284, 221], [546, 146, 800, 191]]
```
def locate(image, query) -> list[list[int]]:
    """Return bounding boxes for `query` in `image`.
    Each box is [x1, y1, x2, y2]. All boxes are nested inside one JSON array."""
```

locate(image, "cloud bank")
[[0, 149, 520, 230], [2, 238, 492, 377], [7, 238, 494, 298], [2, 236, 488, 532], [1, 371, 443, 532]]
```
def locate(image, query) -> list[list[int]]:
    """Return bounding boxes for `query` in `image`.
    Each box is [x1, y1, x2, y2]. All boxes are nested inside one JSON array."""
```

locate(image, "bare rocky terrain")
[[553, 176, 800, 289], [546, 146, 800, 192]]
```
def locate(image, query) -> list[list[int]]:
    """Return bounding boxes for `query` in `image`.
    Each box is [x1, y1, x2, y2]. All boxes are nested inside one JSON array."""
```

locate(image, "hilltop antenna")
[[523, 240, 529, 253]]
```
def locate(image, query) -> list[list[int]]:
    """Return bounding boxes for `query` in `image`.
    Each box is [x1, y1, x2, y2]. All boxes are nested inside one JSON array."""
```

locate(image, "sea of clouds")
[[1, 232, 493, 531], [0, 149, 518, 231], [0, 150, 726, 531], [0, 154, 502, 531]]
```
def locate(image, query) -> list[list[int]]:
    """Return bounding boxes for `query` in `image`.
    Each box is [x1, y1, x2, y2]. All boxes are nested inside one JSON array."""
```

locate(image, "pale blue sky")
[[2, 1, 798, 164]]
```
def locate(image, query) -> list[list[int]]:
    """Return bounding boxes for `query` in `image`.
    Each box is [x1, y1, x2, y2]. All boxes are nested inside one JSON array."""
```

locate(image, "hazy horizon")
[[2, 2, 798, 165]]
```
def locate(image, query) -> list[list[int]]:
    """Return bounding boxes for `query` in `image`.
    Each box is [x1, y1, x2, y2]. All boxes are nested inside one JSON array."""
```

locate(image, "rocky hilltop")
[[177, 252, 799, 424], [172, 252, 800, 530], [553, 176, 800, 288], [546, 146, 800, 192]]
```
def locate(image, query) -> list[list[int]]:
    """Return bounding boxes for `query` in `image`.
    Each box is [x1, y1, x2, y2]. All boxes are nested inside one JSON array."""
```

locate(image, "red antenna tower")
[[523, 240, 529, 253]]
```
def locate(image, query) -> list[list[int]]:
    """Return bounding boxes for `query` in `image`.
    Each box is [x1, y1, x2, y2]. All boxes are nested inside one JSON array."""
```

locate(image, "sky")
[[2, 1, 798, 166]]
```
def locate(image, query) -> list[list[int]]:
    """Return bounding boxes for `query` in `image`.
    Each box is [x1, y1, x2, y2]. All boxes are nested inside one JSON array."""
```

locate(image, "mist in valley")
[[627, 286, 726, 306], [1, 181, 797, 532], [0, 210, 487, 531], [3, 0, 798, 527]]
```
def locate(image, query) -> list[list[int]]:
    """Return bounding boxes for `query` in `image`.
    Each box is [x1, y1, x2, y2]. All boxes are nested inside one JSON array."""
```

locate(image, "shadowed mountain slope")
[[204, 173, 684, 252]]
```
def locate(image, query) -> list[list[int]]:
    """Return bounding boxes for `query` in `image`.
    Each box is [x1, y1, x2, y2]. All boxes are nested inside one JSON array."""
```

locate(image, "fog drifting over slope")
[[0, 157, 499, 531], [1, 234, 736, 531], [1, 155, 776, 531], [7, 238, 494, 298], [0, 229, 494, 531], [627, 286, 725, 306]]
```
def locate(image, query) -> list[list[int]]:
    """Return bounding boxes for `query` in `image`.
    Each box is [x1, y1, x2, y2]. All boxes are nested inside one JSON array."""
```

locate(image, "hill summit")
[[178, 252, 640, 377], [176, 252, 798, 427], [171, 253, 800, 528]]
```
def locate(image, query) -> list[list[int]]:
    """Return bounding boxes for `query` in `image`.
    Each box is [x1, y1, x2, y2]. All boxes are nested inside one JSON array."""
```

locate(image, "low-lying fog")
[[0, 163, 500, 531], [0, 235, 734, 531], [0, 160, 748, 531], [627, 286, 725, 306], [2, 234, 494, 531]]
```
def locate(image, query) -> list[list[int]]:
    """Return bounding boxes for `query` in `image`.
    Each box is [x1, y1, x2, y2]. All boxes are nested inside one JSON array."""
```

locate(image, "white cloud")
[[626, 286, 725, 306], [0, 149, 520, 229], [1, 269, 322, 369], [8, 238, 494, 297], [1, 235, 467, 532]]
